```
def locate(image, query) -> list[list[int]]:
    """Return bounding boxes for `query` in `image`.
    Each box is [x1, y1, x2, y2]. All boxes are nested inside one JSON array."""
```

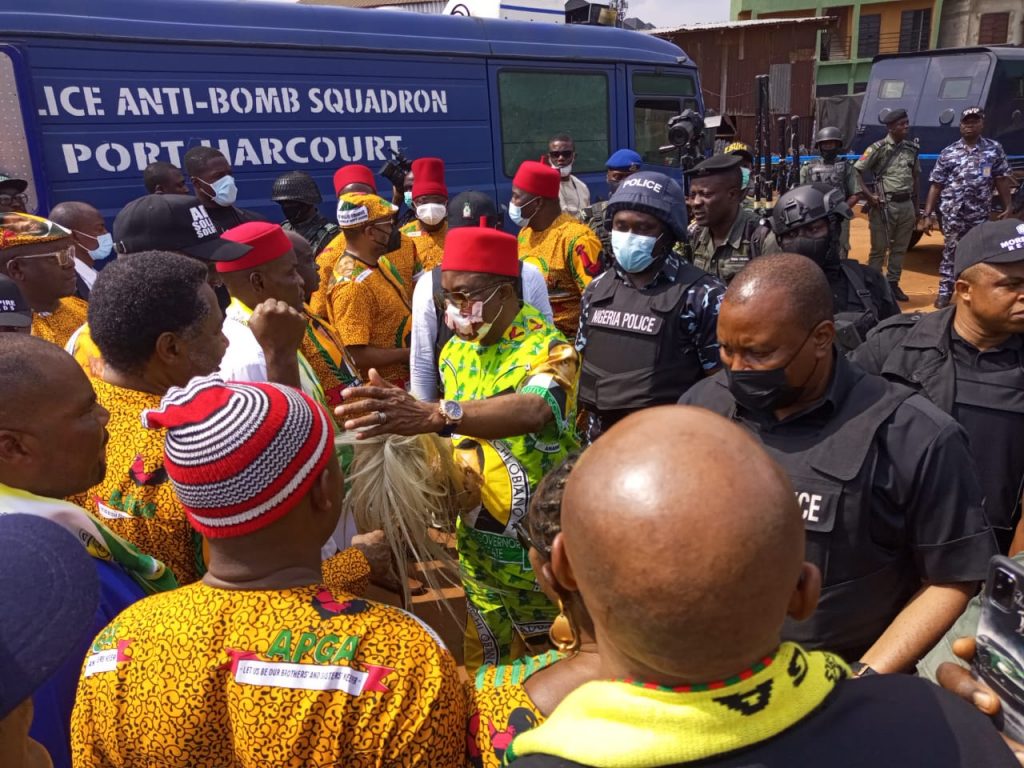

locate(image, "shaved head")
[[0, 334, 75, 428], [727, 252, 833, 331], [49, 201, 99, 231], [560, 406, 807, 681]]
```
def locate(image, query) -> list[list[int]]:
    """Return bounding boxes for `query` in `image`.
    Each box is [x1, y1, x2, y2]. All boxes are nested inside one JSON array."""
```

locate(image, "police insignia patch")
[[464, 201, 472, 218]]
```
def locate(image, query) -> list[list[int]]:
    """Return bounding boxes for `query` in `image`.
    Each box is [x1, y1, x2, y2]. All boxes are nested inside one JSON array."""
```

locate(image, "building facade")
[[938, 1, 1022, 48], [732, 0, 944, 96]]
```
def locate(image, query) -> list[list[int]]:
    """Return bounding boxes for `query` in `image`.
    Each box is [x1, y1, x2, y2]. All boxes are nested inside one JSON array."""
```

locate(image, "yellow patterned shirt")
[[311, 231, 347, 318], [517, 213, 601, 338], [327, 252, 411, 385], [32, 295, 88, 348], [384, 233, 424, 288], [466, 651, 561, 768], [401, 220, 447, 272], [67, 378, 202, 585], [439, 304, 580, 533], [71, 583, 465, 768]]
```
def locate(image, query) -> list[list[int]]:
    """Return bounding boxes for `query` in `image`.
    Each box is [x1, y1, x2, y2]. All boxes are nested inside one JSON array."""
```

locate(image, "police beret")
[[955, 220, 1024, 278], [961, 106, 985, 121], [685, 153, 744, 177], [881, 108, 908, 125], [606, 149, 642, 170]]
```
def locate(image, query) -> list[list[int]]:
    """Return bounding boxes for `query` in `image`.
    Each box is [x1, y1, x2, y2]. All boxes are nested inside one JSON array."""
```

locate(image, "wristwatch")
[[850, 661, 878, 678], [437, 399, 464, 437]]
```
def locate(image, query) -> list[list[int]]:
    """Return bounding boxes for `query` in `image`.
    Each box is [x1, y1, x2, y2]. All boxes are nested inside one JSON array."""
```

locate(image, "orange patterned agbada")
[[32, 295, 87, 348], [71, 583, 465, 768]]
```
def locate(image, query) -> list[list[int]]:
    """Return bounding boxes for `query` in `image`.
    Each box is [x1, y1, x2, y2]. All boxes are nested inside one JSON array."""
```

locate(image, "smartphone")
[[973, 555, 1024, 742]]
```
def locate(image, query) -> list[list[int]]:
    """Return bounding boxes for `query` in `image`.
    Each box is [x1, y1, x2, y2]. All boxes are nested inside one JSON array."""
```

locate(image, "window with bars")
[[899, 8, 931, 53], [858, 13, 880, 58], [978, 12, 1009, 45]]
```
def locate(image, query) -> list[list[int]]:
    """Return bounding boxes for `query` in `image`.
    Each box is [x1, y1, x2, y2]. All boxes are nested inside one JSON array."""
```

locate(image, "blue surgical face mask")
[[508, 197, 536, 228], [611, 229, 660, 273], [203, 175, 238, 207], [85, 231, 113, 262], [404, 190, 413, 208], [741, 167, 751, 189]]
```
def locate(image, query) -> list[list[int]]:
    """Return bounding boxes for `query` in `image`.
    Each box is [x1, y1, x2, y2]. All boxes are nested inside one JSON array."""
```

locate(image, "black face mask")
[[280, 201, 310, 224], [781, 233, 832, 267], [725, 328, 820, 414], [820, 149, 839, 163], [370, 224, 402, 254]]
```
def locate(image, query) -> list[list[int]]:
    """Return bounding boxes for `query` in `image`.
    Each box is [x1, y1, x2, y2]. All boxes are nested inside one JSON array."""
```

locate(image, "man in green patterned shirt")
[[334, 226, 580, 672]]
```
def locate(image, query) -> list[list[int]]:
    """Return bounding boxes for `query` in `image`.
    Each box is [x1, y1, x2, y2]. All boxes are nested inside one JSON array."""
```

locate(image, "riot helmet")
[[813, 127, 844, 163], [771, 183, 851, 267], [271, 171, 323, 206]]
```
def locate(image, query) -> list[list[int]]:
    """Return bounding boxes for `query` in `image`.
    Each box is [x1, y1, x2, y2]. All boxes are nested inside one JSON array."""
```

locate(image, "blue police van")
[[0, 0, 701, 223], [851, 46, 1024, 208]]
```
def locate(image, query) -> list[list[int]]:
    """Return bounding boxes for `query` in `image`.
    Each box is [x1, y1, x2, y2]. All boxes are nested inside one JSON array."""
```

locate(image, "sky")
[[627, 0, 731, 26]]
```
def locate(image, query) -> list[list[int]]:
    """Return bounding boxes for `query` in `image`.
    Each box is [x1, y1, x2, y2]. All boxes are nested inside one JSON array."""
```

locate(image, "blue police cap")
[[605, 171, 687, 241], [606, 149, 642, 170]]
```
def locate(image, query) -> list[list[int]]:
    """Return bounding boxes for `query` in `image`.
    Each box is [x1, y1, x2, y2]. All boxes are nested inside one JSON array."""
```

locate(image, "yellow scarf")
[[505, 643, 848, 767]]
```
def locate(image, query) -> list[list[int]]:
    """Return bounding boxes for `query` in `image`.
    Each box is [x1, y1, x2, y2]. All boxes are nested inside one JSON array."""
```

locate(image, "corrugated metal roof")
[[647, 17, 835, 35]]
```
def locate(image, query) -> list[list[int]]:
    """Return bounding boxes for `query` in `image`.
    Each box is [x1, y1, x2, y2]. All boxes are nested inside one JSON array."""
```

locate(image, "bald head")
[[561, 406, 806, 680], [0, 335, 76, 427], [49, 201, 99, 231], [728, 252, 833, 331]]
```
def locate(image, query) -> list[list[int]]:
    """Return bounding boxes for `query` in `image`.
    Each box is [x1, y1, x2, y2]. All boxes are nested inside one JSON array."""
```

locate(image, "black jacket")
[[850, 306, 960, 412]]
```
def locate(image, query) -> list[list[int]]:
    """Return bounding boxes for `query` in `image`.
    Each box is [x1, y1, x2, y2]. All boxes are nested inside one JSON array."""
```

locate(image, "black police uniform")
[[829, 260, 901, 351], [283, 213, 339, 257], [680, 353, 997, 661], [206, 203, 266, 232], [578, 256, 724, 440], [853, 306, 1024, 552]]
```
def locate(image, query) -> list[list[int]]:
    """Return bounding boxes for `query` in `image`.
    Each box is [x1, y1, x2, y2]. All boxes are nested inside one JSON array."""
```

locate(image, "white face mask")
[[416, 202, 447, 227], [202, 175, 238, 207], [76, 230, 114, 262], [554, 162, 573, 178]]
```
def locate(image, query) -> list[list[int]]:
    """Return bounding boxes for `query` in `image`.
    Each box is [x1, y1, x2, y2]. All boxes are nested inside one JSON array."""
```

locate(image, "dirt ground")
[[847, 211, 942, 314]]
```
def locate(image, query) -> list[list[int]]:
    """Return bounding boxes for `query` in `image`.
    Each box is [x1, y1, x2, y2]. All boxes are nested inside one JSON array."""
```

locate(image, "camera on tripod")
[[379, 148, 413, 192], [659, 108, 706, 171]]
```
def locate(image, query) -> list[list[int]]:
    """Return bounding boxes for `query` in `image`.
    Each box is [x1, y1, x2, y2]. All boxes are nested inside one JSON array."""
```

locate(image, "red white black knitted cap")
[[140, 374, 334, 539]]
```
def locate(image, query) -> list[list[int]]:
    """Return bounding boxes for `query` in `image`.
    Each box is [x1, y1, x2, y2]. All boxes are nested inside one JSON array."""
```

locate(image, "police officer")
[[800, 127, 859, 258], [271, 170, 338, 256], [686, 153, 760, 283], [767, 183, 899, 351], [581, 148, 642, 265], [922, 107, 1014, 309], [680, 253, 997, 673], [853, 219, 1024, 553], [577, 171, 725, 443], [854, 108, 920, 303]]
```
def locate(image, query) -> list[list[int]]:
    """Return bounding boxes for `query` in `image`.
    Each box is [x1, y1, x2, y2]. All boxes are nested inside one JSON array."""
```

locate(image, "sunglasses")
[[12, 246, 75, 268], [442, 282, 505, 309], [513, 519, 548, 554], [548, 150, 574, 160], [0, 193, 28, 207]]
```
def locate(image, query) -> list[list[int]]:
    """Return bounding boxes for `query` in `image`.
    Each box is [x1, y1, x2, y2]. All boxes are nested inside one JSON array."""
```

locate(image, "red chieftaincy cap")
[[513, 160, 560, 199], [333, 164, 377, 195], [216, 222, 292, 273], [442, 226, 519, 277], [411, 157, 447, 198]]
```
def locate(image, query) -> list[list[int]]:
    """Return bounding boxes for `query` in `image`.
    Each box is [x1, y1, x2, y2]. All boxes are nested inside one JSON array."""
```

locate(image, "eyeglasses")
[[12, 246, 75, 268], [513, 520, 548, 554], [442, 282, 505, 309], [0, 193, 28, 207], [548, 150, 574, 160]]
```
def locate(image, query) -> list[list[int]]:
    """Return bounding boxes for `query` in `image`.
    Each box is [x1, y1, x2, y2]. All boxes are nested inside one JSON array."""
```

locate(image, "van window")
[[988, 59, 1024, 142], [498, 70, 609, 176], [634, 99, 678, 164], [632, 73, 696, 97], [939, 77, 972, 100], [879, 80, 905, 99]]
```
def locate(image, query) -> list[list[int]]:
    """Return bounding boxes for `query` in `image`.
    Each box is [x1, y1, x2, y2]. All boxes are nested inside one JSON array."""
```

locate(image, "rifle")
[[753, 75, 773, 212], [788, 115, 801, 190], [776, 116, 789, 195]]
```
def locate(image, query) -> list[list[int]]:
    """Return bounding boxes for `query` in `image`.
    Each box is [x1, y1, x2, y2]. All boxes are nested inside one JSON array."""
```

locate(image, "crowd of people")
[[1, 113, 1023, 768]]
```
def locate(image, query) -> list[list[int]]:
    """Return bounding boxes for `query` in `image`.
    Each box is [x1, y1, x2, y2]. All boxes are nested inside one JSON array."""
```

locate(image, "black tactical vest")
[[832, 261, 881, 353], [808, 159, 848, 194], [580, 264, 705, 413], [690, 365, 917, 659]]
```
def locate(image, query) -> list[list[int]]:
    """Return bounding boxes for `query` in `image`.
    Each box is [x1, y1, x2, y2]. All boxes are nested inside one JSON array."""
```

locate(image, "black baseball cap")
[[112, 194, 252, 262], [955, 219, 1024, 278], [0, 514, 99, 719], [0, 174, 28, 193], [0, 274, 31, 328], [448, 190, 502, 229], [686, 153, 743, 177]]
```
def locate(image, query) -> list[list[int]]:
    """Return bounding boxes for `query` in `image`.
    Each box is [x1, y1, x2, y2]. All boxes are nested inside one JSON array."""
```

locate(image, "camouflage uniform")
[[581, 200, 611, 272], [800, 159, 858, 257], [282, 214, 339, 257], [687, 207, 760, 283], [854, 136, 920, 284], [929, 137, 1010, 297]]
